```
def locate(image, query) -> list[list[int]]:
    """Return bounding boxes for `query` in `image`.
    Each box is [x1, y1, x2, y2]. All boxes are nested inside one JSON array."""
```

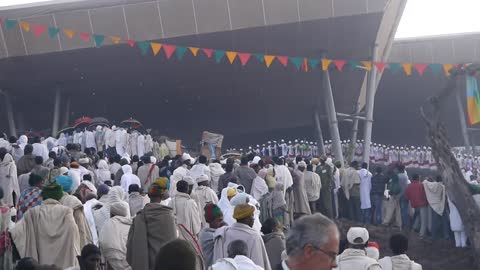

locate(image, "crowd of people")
[[0, 132, 479, 270]]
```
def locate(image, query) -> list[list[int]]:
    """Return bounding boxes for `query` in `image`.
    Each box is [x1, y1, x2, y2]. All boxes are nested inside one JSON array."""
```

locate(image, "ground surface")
[[337, 219, 476, 270]]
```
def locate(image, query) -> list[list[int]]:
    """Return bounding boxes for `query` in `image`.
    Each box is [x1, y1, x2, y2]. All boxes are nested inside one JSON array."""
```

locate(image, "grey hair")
[[286, 213, 338, 257], [227, 240, 248, 258]]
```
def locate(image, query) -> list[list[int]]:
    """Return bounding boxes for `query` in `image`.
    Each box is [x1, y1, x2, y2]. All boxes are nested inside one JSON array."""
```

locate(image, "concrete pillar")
[[456, 87, 472, 154], [52, 88, 61, 136], [349, 102, 361, 162], [62, 95, 71, 128], [314, 111, 326, 156], [362, 44, 378, 164], [323, 68, 344, 166], [3, 91, 17, 137]]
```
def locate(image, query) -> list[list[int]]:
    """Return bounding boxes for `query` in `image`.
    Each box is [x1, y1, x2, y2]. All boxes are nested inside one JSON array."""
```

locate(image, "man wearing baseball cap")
[[336, 227, 381, 270]]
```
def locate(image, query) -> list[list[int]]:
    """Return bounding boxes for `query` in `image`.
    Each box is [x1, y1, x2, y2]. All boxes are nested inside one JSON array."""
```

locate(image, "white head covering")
[[251, 156, 261, 165], [183, 176, 195, 186], [196, 174, 209, 183]]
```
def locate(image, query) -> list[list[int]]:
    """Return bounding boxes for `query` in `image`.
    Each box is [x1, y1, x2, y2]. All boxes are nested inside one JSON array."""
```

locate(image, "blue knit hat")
[[55, 175, 73, 193]]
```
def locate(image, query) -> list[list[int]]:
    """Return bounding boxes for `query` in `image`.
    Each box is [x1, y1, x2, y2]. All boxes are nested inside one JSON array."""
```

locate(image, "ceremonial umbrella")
[[73, 116, 92, 128], [57, 126, 74, 136], [88, 117, 110, 128], [121, 118, 143, 129]]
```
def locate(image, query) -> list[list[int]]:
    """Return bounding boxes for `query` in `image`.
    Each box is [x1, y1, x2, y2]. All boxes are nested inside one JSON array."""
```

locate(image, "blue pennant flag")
[[349, 60, 359, 70], [254, 53, 264, 63], [215, 50, 225, 63], [308, 59, 320, 69], [429, 64, 442, 75], [5, 19, 17, 31], [93, 34, 105, 48], [176, 46, 187, 60], [136, 41, 150, 56], [290, 57, 303, 70], [389, 63, 402, 74], [47, 27, 60, 39]]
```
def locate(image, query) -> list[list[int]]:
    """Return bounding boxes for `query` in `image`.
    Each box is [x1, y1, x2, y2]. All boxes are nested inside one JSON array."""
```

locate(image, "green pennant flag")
[[429, 64, 442, 75], [308, 59, 320, 69], [290, 57, 303, 70], [47, 27, 60, 39], [349, 60, 359, 70], [176, 46, 187, 60], [93, 34, 105, 48], [254, 53, 264, 63], [136, 41, 150, 56], [215, 50, 225, 63], [5, 19, 17, 31], [389, 63, 402, 74]]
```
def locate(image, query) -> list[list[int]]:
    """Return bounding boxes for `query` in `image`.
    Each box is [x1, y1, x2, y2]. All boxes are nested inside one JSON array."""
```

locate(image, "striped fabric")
[[466, 76, 480, 125], [16, 186, 42, 220]]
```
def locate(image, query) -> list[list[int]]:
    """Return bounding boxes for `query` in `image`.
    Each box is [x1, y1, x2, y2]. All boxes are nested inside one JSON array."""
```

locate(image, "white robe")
[[85, 131, 96, 150], [68, 168, 82, 192], [358, 168, 372, 209], [120, 165, 141, 193], [95, 160, 112, 185], [209, 163, 225, 194], [99, 216, 132, 270], [169, 192, 202, 235], [105, 128, 116, 148], [169, 166, 190, 197], [0, 154, 20, 206], [192, 185, 219, 226], [190, 164, 211, 182], [251, 176, 268, 201], [115, 129, 127, 156], [32, 143, 49, 161], [137, 135, 145, 157], [274, 165, 293, 194], [129, 132, 139, 157], [211, 255, 264, 270], [145, 135, 153, 154], [83, 198, 101, 246]]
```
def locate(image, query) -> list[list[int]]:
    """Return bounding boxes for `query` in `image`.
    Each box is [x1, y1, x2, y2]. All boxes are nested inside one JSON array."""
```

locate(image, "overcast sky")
[[1, 0, 480, 39]]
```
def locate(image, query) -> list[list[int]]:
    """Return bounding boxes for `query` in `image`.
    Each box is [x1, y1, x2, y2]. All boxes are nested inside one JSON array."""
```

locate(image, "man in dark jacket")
[[233, 157, 256, 194], [370, 167, 388, 225]]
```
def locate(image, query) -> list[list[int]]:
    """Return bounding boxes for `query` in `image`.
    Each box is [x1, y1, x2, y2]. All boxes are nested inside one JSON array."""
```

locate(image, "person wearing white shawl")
[[273, 159, 293, 195], [83, 194, 101, 246], [358, 162, 373, 224], [209, 162, 225, 194], [192, 174, 219, 227], [0, 153, 20, 207], [115, 129, 127, 157], [94, 187, 130, 234], [85, 130, 96, 150], [228, 191, 262, 233], [104, 126, 116, 154], [57, 133, 67, 147], [169, 180, 202, 236], [129, 131, 139, 157], [170, 160, 190, 197], [250, 165, 269, 201], [99, 201, 132, 270], [95, 160, 112, 185], [447, 198, 467, 247], [137, 134, 145, 158], [190, 155, 211, 183], [13, 135, 28, 162], [145, 135, 154, 154], [120, 165, 141, 193], [94, 126, 105, 152]]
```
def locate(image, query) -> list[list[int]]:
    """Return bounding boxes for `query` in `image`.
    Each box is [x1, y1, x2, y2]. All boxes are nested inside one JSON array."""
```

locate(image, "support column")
[[362, 44, 378, 164], [62, 95, 71, 128], [52, 88, 61, 136], [455, 87, 472, 154], [314, 111, 326, 156], [323, 67, 344, 166], [349, 102, 361, 163], [4, 91, 17, 137]]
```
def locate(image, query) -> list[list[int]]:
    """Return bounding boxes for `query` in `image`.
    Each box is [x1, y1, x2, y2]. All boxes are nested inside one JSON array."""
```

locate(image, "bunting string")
[[0, 17, 461, 76]]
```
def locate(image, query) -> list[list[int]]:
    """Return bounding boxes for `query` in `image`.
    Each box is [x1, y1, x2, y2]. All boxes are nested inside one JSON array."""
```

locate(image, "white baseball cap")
[[347, 227, 369, 245]]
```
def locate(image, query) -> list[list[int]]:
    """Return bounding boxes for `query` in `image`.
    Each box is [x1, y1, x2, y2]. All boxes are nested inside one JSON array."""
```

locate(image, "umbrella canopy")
[[121, 118, 143, 129], [88, 117, 110, 128], [57, 126, 75, 136], [73, 117, 92, 128]]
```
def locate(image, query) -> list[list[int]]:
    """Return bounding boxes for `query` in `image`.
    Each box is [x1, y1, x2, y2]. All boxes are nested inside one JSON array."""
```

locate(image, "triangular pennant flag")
[[402, 63, 412, 76], [189, 47, 199, 56], [349, 60, 359, 70], [126, 39, 136, 47], [19, 21, 30, 32], [47, 27, 60, 39], [388, 63, 402, 74], [5, 19, 17, 31], [290, 57, 303, 70], [136, 41, 150, 56], [443, 64, 454, 76], [163, 44, 176, 59], [264, 55, 275, 68], [0, 18, 3, 24], [150, 42, 162, 56], [429, 64, 442, 75], [333, 60, 346, 71], [238, 53, 251, 66], [308, 59, 320, 69], [176, 46, 187, 60], [277, 56, 289, 67], [79, 32, 91, 42], [214, 50, 225, 63], [413, 63, 428, 76], [63, 29, 75, 39], [92, 34, 105, 48], [321, 59, 332, 71], [254, 54, 264, 63], [32, 24, 47, 37], [109, 36, 121, 44], [361, 61, 372, 71], [226, 51, 237, 64], [302, 58, 309, 72], [373, 62, 387, 73], [202, 48, 213, 58]]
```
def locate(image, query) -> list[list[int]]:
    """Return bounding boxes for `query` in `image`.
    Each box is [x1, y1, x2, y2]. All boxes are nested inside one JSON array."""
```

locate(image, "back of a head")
[[24, 144, 33, 155], [350, 161, 358, 169], [15, 257, 38, 270], [28, 174, 43, 187], [225, 164, 234, 173], [132, 155, 139, 162], [398, 164, 405, 173], [176, 180, 189, 193], [9, 136, 17, 144], [198, 155, 207, 164], [227, 240, 249, 258], [120, 158, 129, 166], [375, 167, 382, 174], [129, 183, 140, 194], [306, 164, 313, 172], [35, 156, 44, 165], [240, 156, 249, 166], [261, 218, 279, 235], [286, 213, 337, 257], [0, 147, 7, 160], [155, 239, 197, 270], [361, 162, 368, 170], [412, 174, 420, 181], [389, 233, 408, 255], [33, 137, 41, 144], [48, 151, 56, 159]]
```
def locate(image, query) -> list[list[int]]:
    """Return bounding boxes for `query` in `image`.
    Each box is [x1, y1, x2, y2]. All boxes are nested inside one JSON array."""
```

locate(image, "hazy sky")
[[1, 0, 480, 39]]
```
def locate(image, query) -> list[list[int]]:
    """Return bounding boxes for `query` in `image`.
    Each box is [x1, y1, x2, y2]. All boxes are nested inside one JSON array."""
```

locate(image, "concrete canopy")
[[0, 0, 398, 147]]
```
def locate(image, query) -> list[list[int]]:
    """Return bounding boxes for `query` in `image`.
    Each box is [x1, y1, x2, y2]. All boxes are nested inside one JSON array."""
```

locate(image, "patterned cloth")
[[16, 186, 42, 220]]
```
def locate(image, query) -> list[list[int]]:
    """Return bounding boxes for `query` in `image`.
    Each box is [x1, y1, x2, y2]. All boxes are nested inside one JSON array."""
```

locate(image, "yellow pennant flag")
[[321, 59, 332, 71], [63, 29, 75, 39], [150, 42, 162, 56], [361, 61, 372, 71], [264, 55, 275, 68], [443, 64, 454, 76], [189, 47, 199, 56], [226, 51, 237, 64], [402, 63, 412, 76], [20, 21, 30, 32], [109, 36, 121, 44]]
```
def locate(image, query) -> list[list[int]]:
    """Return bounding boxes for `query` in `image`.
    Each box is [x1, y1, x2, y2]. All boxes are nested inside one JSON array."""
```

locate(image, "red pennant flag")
[[0, 18, 4, 24], [79, 32, 91, 41], [126, 40, 136, 47], [373, 62, 387, 73], [163, 44, 176, 59], [237, 53, 251, 66], [202, 48, 213, 58], [32, 24, 47, 37], [277, 56, 289, 67], [302, 58, 308, 72], [333, 60, 346, 71], [413, 63, 428, 76]]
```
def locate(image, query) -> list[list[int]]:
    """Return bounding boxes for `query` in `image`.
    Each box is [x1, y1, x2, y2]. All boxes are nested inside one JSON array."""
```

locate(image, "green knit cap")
[[42, 182, 64, 201]]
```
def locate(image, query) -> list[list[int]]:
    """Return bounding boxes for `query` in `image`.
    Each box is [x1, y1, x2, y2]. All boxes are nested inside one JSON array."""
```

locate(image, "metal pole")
[[52, 88, 61, 136], [362, 44, 378, 164], [323, 67, 344, 166], [4, 91, 16, 137], [62, 95, 71, 128], [314, 111, 326, 155], [455, 87, 472, 154], [349, 102, 360, 163]]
